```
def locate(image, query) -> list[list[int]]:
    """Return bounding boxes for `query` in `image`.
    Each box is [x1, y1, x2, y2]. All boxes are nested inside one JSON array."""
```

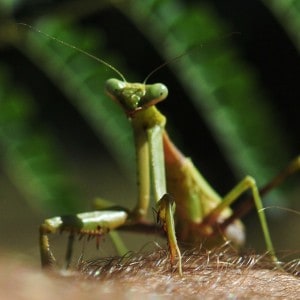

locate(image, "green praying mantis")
[[31, 25, 300, 276]]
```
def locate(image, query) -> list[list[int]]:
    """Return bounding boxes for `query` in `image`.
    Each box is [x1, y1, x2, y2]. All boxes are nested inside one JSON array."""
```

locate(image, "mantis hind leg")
[[203, 176, 279, 264], [221, 156, 300, 230]]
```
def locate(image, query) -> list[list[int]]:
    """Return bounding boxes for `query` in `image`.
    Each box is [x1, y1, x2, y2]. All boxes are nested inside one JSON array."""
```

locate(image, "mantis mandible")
[[33, 26, 300, 275]]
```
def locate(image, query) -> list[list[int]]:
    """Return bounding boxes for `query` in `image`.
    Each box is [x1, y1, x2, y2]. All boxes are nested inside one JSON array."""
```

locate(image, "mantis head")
[[105, 78, 168, 117]]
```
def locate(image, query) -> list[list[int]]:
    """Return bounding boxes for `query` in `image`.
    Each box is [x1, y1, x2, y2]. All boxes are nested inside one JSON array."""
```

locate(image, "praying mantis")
[[34, 26, 300, 276]]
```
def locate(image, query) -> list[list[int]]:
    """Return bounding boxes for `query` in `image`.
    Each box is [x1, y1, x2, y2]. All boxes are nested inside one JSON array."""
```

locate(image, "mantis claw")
[[158, 194, 182, 275], [40, 223, 57, 268]]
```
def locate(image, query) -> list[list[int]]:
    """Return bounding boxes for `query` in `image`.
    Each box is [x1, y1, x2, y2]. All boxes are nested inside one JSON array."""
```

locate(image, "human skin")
[[1, 245, 299, 299]]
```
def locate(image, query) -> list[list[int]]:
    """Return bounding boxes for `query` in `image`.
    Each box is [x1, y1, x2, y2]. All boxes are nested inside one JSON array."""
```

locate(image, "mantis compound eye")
[[141, 83, 168, 107], [105, 78, 126, 97]]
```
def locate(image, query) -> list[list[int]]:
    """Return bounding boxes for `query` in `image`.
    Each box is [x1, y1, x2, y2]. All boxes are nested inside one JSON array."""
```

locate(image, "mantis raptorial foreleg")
[[130, 106, 182, 273], [40, 210, 128, 268], [148, 125, 181, 271]]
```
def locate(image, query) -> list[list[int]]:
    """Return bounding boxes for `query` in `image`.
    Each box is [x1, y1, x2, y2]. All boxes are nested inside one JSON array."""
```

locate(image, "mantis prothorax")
[[32, 25, 300, 275]]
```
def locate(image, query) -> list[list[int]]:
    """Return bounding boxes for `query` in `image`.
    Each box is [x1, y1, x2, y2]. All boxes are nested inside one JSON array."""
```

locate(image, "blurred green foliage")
[[0, 0, 299, 255]]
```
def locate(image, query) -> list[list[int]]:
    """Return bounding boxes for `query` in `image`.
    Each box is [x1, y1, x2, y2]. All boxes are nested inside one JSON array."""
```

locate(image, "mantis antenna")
[[18, 23, 127, 82], [19, 23, 240, 85], [19, 23, 174, 84], [143, 31, 241, 83], [143, 52, 187, 84]]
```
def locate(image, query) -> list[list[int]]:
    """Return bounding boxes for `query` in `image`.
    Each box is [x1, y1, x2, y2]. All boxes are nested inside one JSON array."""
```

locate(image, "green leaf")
[[0, 67, 82, 214], [262, 0, 300, 52]]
